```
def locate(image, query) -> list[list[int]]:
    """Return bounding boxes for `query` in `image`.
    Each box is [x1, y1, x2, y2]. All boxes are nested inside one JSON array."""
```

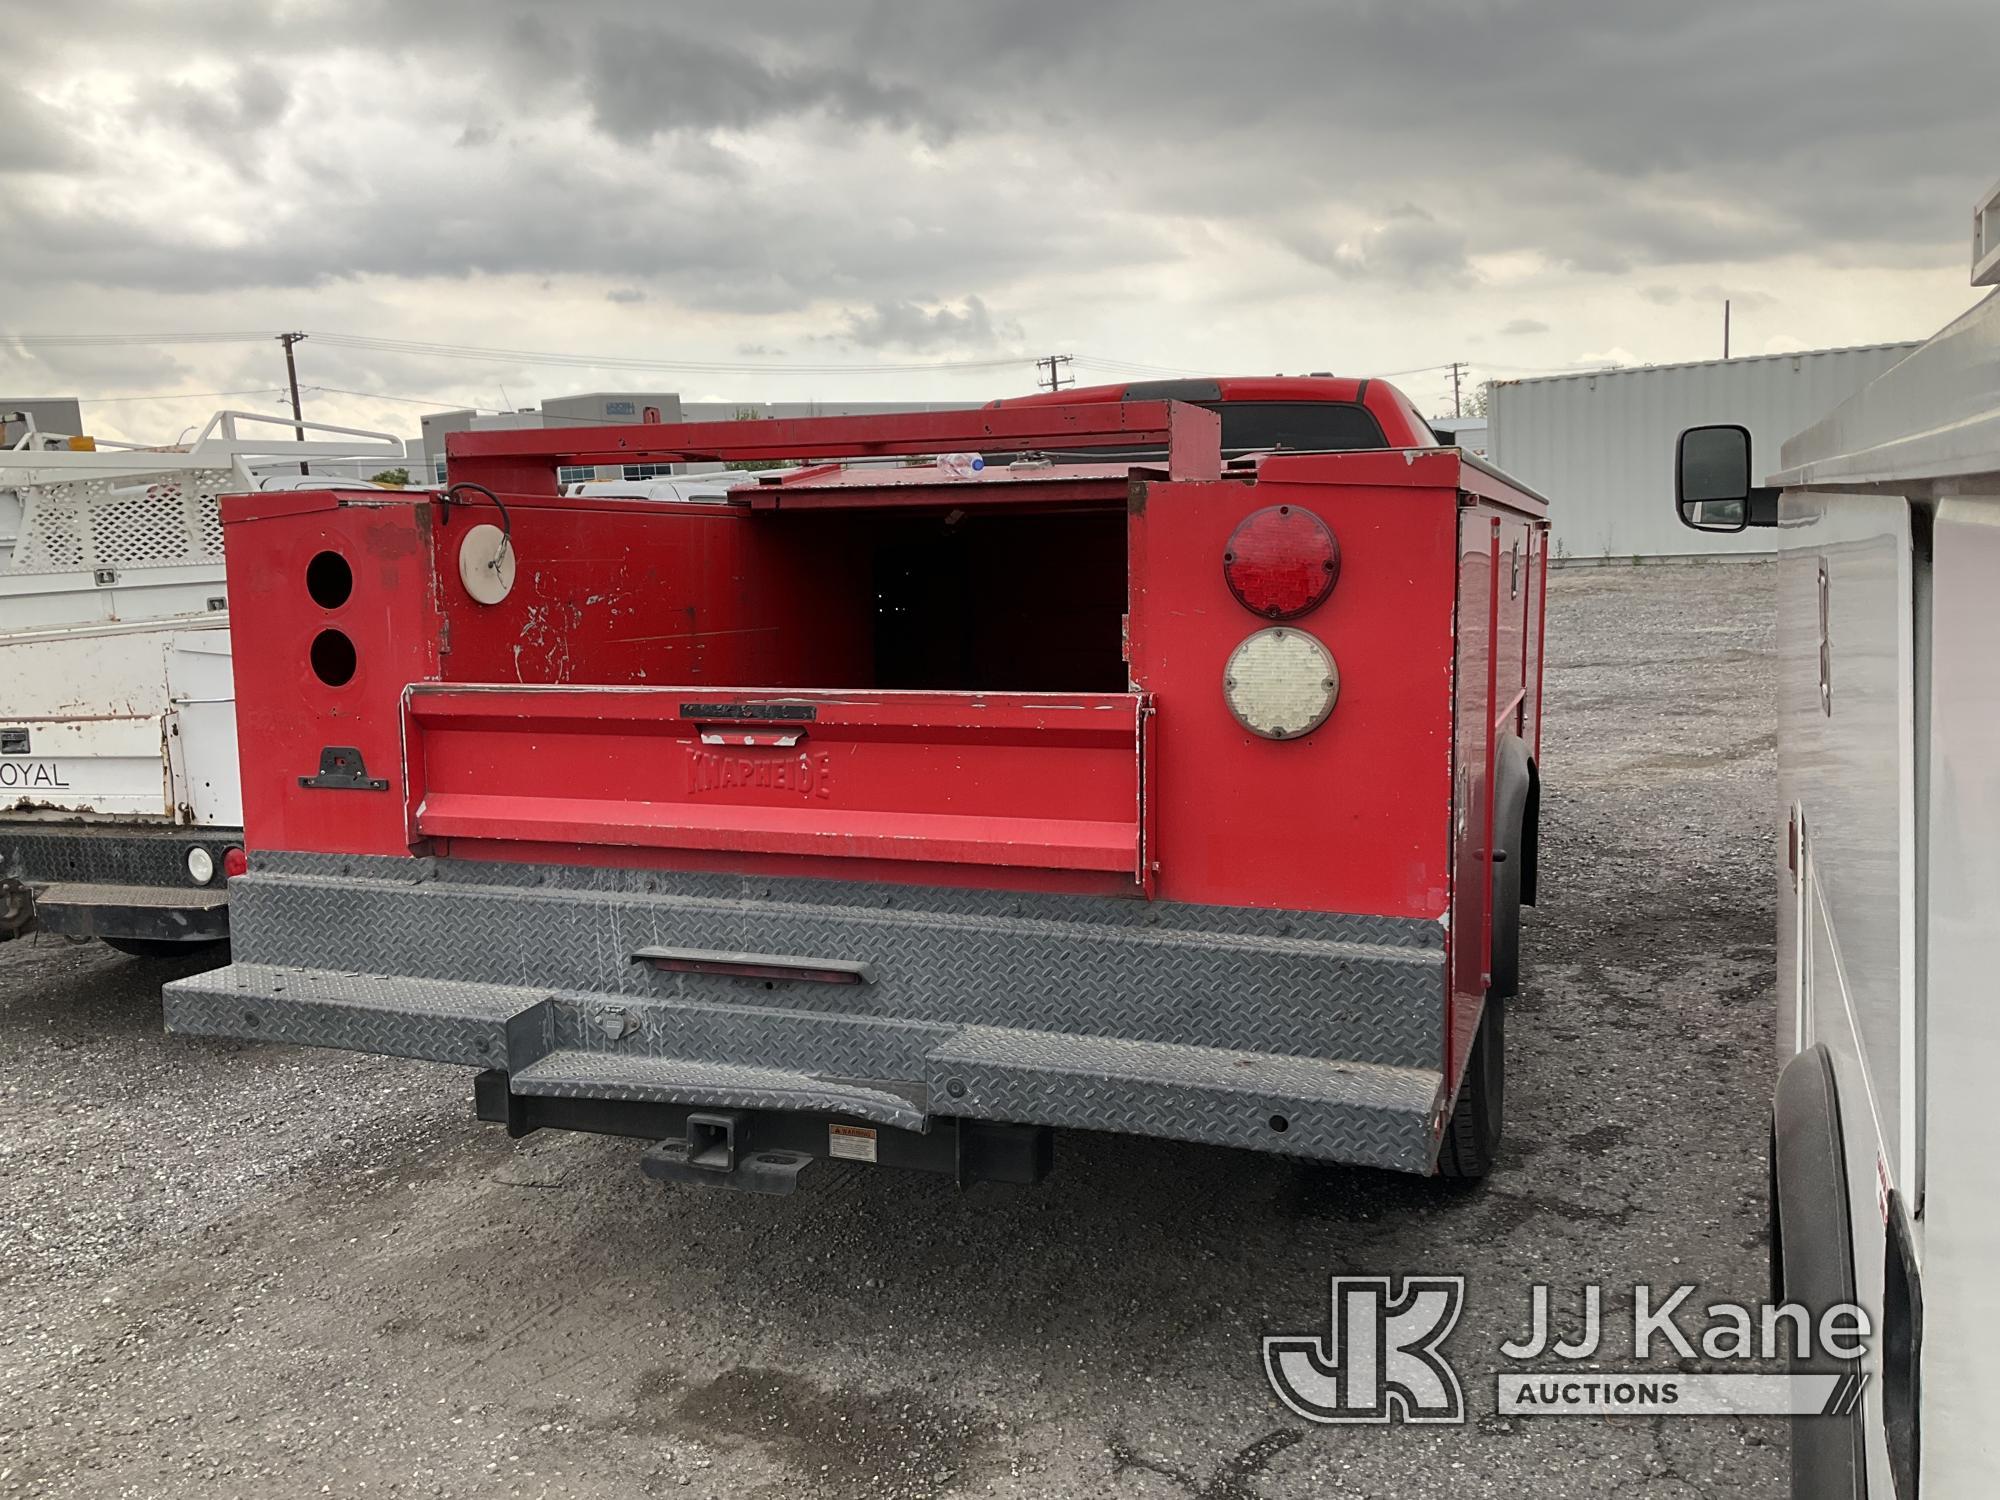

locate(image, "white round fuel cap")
[[1224, 627, 1340, 740], [457, 523, 516, 605]]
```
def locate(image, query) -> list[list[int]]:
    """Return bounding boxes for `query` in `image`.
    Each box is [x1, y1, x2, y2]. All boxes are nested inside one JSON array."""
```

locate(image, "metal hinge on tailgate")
[[298, 746, 390, 792]]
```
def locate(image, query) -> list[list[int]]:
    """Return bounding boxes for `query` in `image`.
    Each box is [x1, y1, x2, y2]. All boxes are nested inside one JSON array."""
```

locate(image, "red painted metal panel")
[[1529, 521, 1551, 758], [447, 400, 1222, 491], [220, 417, 1542, 964], [1437, 493, 1553, 1101], [404, 687, 1149, 882], [1127, 477, 1460, 918], [1444, 509, 1497, 1091], [431, 498, 876, 689], [1503, 515, 1536, 732], [1253, 449, 1548, 516], [219, 488, 444, 857]]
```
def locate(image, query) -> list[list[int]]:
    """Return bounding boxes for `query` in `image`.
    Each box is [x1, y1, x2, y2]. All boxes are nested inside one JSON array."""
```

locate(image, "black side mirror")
[[1676, 423, 1777, 532]]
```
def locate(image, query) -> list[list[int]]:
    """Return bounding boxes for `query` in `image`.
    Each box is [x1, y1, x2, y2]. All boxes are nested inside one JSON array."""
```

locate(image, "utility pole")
[[278, 331, 309, 474], [1448, 360, 1467, 418], [1723, 300, 1731, 359], [1035, 353, 1074, 394]]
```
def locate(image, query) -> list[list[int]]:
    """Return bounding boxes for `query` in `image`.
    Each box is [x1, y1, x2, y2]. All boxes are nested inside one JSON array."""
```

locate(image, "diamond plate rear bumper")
[[164, 854, 1451, 1173], [33, 881, 230, 942], [1, 825, 240, 941]]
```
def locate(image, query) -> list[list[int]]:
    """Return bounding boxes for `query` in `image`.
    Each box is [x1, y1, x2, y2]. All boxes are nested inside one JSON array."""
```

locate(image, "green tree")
[[370, 467, 411, 487], [1432, 384, 1490, 422], [730, 408, 790, 471]]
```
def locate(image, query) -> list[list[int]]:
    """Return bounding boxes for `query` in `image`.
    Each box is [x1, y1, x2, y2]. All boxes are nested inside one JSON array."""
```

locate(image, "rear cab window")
[[1211, 401, 1389, 455]]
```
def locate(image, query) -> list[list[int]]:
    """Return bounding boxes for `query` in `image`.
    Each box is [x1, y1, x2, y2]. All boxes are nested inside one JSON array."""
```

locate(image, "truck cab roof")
[[991, 375, 1440, 453]]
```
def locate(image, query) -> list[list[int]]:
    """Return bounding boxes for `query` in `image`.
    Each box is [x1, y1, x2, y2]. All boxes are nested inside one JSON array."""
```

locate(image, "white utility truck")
[[0, 409, 404, 955], [1674, 174, 2000, 1500]]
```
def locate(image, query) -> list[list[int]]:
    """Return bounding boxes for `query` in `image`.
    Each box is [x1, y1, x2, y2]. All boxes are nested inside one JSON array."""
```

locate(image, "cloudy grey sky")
[[2, 0, 1994, 442]]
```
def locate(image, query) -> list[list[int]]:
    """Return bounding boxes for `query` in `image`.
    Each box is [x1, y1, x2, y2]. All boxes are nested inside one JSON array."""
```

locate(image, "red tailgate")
[[404, 687, 1152, 886]]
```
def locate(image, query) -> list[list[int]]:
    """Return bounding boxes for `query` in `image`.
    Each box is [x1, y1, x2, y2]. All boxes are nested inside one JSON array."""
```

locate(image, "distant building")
[[0, 398, 84, 447], [1430, 415, 1489, 458]]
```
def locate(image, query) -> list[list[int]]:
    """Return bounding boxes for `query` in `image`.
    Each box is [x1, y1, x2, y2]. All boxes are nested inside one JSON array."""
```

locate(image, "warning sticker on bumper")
[[828, 1123, 878, 1163]]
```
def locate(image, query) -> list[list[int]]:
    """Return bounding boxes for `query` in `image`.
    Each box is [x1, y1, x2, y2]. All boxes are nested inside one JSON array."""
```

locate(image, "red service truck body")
[[165, 388, 1548, 1190]]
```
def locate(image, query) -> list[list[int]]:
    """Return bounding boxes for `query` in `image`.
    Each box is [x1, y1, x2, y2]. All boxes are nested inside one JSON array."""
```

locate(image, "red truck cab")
[[164, 379, 1546, 1192], [994, 374, 1441, 454]]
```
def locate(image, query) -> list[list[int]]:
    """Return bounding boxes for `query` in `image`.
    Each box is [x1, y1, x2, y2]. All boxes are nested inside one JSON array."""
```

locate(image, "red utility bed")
[[165, 394, 1547, 1189]]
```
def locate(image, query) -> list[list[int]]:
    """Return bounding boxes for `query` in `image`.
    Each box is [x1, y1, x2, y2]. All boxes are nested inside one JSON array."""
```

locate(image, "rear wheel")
[[1438, 788, 1525, 1179], [102, 936, 224, 960], [1437, 994, 1505, 1178]]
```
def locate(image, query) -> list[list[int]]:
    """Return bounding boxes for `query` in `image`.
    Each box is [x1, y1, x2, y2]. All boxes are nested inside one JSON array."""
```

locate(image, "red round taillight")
[[1222, 505, 1339, 619], [222, 846, 248, 880]]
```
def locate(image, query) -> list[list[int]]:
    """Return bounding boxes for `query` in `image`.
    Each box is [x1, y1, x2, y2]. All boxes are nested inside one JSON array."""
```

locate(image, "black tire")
[[102, 936, 224, 960], [1437, 784, 1525, 1179], [1437, 994, 1505, 1179]]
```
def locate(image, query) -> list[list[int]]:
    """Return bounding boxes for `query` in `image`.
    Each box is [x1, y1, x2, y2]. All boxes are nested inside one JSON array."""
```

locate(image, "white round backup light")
[[457, 523, 516, 605], [1224, 627, 1340, 740], [186, 846, 215, 885]]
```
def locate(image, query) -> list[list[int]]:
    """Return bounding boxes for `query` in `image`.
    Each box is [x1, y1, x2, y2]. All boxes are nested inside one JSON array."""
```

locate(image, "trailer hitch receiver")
[[640, 1111, 814, 1195]]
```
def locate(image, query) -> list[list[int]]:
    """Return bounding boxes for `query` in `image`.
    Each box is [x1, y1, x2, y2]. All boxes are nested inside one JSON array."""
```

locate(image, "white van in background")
[[0, 410, 405, 956], [1674, 174, 2000, 1500]]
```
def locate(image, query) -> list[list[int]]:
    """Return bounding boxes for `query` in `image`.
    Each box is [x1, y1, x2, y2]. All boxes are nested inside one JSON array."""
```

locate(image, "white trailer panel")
[[1492, 343, 1919, 561], [1689, 280, 2000, 1498], [1, 411, 400, 947]]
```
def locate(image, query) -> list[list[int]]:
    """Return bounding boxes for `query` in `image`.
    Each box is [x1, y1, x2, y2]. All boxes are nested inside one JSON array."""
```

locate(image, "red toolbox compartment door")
[[404, 687, 1152, 886]]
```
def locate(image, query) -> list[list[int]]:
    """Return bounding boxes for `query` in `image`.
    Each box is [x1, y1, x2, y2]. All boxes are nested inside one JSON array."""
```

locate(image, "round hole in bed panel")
[[310, 628, 357, 687], [305, 550, 353, 609]]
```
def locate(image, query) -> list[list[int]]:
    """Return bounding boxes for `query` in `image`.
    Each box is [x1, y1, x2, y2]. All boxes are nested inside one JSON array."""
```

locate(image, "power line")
[[1071, 353, 1210, 378], [0, 328, 1039, 377], [1035, 353, 1074, 393], [1073, 356, 1466, 382], [305, 385, 480, 410], [78, 386, 288, 405], [305, 332, 1031, 376], [0, 331, 278, 347]]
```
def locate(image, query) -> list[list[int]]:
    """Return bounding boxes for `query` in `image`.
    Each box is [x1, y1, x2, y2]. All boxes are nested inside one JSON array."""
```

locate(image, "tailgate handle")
[[632, 946, 874, 985], [696, 727, 805, 748]]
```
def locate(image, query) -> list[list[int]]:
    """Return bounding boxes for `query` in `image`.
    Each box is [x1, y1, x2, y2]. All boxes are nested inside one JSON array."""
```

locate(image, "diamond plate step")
[[925, 1027, 1445, 1173], [33, 881, 232, 941], [511, 1052, 929, 1131], [164, 962, 1449, 1170], [36, 882, 229, 912], [165, 962, 536, 1069]]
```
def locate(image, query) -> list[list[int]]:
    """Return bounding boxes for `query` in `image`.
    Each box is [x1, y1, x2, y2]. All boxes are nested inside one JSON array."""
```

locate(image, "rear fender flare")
[[1493, 735, 1535, 895]]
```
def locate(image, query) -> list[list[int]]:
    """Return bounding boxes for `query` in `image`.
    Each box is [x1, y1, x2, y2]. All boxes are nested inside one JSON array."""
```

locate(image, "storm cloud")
[[1, 0, 1992, 435]]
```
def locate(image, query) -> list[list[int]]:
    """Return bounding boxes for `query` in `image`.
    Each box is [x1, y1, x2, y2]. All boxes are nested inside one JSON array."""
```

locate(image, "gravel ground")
[[0, 561, 1781, 1499]]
